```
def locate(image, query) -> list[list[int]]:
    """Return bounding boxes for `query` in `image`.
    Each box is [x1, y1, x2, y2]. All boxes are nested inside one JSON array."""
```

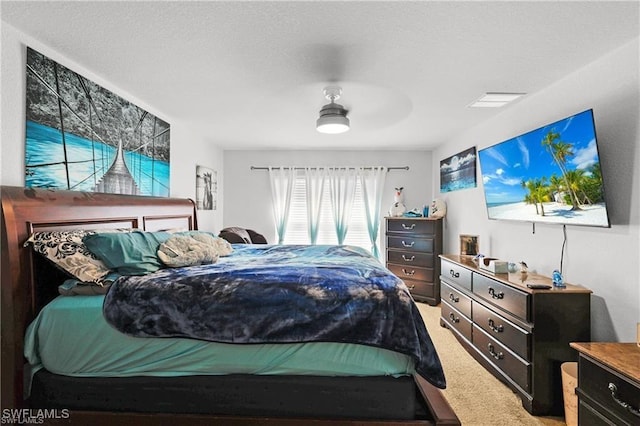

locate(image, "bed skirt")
[[29, 370, 425, 420]]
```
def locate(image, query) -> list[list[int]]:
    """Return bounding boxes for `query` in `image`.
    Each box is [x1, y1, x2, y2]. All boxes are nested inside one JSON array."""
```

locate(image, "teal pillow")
[[83, 231, 171, 275]]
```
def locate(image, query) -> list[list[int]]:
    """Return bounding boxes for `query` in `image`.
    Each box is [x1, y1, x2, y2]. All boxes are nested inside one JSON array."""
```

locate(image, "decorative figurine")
[[552, 269, 565, 287], [389, 187, 407, 217], [519, 261, 528, 273], [430, 198, 447, 218]]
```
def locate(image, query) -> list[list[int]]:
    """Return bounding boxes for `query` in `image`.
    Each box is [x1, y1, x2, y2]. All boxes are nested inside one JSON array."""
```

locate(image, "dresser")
[[385, 217, 443, 305], [570, 342, 640, 425], [439, 254, 592, 415]]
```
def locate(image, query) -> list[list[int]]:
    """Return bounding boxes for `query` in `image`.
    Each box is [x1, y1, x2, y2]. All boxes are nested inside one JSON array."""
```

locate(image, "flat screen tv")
[[477, 109, 611, 228]]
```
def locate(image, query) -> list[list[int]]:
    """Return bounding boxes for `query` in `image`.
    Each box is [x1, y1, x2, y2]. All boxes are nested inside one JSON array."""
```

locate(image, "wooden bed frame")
[[1, 186, 459, 425]]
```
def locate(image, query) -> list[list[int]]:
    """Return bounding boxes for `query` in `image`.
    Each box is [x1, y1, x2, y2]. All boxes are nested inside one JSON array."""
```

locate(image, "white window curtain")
[[359, 166, 387, 258], [268, 167, 296, 244], [327, 168, 358, 245], [304, 167, 326, 245]]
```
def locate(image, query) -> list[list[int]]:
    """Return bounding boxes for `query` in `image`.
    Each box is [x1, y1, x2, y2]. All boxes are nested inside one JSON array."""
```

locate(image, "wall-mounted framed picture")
[[459, 234, 479, 256], [25, 47, 170, 196], [196, 165, 217, 210], [440, 147, 477, 193]]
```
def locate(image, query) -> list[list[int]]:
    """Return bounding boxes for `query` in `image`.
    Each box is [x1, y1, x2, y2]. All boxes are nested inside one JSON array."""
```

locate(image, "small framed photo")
[[460, 234, 479, 256]]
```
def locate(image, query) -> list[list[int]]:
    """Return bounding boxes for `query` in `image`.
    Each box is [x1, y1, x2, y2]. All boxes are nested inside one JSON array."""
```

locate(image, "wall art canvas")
[[440, 147, 477, 193], [196, 165, 217, 210], [25, 47, 170, 196]]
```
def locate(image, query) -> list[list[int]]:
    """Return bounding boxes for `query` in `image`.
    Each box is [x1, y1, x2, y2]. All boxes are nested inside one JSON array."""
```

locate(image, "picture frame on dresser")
[[459, 234, 479, 256]]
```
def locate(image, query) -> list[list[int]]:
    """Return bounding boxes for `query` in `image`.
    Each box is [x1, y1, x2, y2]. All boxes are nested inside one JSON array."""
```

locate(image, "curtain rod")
[[250, 166, 409, 171]]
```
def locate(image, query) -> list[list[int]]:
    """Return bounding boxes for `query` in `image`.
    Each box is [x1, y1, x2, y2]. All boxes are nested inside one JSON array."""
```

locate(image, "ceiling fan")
[[316, 86, 350, 134]]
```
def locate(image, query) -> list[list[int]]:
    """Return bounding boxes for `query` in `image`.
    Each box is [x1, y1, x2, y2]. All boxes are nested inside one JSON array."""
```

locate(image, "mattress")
[[25, 295, 416, 378]]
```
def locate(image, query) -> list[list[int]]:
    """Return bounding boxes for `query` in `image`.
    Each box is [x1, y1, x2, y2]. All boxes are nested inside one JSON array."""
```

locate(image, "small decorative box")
[[478, 257, 508, 274]]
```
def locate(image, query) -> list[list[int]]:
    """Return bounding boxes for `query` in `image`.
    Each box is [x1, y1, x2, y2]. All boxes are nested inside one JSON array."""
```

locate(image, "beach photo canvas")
[[477, 109, 610, 227], [440, 147, 477, 193], [25, 47, 170, 197]]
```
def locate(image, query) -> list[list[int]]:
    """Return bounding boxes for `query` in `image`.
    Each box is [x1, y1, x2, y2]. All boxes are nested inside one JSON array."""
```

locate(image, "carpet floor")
[[417, 302, 568, 426]]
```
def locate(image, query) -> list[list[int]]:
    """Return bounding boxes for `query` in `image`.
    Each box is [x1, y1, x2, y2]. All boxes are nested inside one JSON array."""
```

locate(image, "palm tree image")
[[521, 177, 550, 216], [541, 130, 582, 210], [477, 109, 610, 227]]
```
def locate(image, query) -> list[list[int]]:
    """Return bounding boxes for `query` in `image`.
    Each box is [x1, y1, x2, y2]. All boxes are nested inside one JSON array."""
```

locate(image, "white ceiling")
[[2, 1, 638, 151]]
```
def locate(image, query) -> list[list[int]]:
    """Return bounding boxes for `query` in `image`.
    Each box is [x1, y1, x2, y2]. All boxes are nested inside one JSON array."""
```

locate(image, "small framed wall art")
[[440, 147, 477, 193], [196, 165, 217, 210]]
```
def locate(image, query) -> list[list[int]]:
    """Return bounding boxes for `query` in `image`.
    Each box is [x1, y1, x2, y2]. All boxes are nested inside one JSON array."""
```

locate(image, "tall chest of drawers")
[[385, 217, 443, 305], [570, 342, 640, 425], [439, 254, 592, 415]]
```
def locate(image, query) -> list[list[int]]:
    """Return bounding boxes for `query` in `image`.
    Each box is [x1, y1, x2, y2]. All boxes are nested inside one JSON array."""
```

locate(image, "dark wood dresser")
[[385, 217, 443, 305], [570, 342, 640, 425], [439, 254, 592, 415]]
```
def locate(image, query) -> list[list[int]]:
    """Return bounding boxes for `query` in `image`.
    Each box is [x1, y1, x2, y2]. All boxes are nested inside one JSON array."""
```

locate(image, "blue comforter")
[[103, 244, 446, 388]]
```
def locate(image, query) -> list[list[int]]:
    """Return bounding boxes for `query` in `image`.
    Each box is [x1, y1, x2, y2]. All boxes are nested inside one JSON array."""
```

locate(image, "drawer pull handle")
[[487, 343, 504, 360], [401, 223, 416, 230], [608, 383, 640, 417], [449, 292, 459, 303], [448, 312, 459, 324], [488, 319, 504, 333], [488, 287, 505, 299], [402, 255, 416, 262], [401, 240, 415, 248], [449, 269, 460, 278], [402, 268, 416, 276]]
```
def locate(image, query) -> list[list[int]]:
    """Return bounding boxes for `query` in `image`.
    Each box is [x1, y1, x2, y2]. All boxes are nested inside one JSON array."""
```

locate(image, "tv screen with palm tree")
[[477, 109, 611, 228]]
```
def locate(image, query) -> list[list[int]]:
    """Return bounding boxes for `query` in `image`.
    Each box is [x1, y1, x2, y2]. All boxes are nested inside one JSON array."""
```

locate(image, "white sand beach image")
[[488, 201, 610, 227]]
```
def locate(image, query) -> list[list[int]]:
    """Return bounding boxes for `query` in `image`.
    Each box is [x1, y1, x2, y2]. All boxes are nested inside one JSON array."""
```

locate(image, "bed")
[[1, 185, 459, 425]]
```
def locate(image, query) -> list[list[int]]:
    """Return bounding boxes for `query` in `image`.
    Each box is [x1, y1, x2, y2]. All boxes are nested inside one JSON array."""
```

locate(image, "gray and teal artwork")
[[25, 47, 170, 196]]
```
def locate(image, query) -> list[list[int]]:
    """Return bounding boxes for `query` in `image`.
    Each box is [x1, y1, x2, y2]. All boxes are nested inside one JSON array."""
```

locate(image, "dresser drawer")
[[441, 259, 472, 291], [473, 273, 529, 321], [387, 250, 434, 268], [441, 281, 472, 319], [388, 264, 434, 283], [406, 279, 436, 299], [578, 399, 620, 426], [473, 325, 530, 392], [387, 219, 437, 235], [441, 301, 472, 342], [473, 302, 530, 361], [387, 236, 434, 253], [579, 357, 640, 425]]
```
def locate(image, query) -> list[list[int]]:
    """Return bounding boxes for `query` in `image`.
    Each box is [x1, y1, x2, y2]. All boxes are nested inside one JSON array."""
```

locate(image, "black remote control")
[[526, 283, 552, 289]]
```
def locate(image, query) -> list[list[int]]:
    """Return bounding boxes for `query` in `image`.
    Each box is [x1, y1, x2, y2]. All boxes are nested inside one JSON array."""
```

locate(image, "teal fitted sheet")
[[25, 295, 415, 378]]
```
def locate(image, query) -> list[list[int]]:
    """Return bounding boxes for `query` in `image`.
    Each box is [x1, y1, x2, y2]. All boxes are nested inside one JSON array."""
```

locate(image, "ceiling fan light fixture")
[[317, 86, 350, 134]]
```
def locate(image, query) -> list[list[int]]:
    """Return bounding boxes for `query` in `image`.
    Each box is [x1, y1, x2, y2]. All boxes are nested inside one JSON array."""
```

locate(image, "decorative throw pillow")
[[25, 229, 125, 284], [157, 234, 220, 268], [157, 232, 233, 268], [83, 230, 172, 275]]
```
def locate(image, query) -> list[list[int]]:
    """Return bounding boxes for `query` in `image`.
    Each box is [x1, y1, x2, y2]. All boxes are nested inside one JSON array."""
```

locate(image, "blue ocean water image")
[[25, 121, 169, 196], [440, 167, 476, 193]]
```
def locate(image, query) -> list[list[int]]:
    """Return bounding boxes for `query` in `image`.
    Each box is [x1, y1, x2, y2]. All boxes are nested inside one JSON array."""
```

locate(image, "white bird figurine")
[[520, 261, 528, 273]]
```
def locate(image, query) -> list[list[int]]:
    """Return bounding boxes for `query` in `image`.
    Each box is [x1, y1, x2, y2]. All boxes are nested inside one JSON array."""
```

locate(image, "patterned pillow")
[[25, 229, 128, 285]]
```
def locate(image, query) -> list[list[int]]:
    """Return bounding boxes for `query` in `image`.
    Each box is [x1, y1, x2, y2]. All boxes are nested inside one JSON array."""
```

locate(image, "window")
[[281, 177, 376, 254]]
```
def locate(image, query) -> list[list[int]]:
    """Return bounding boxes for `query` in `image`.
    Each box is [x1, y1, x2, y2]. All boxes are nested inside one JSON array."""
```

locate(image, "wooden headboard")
[[0, 186, 198, 409]]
